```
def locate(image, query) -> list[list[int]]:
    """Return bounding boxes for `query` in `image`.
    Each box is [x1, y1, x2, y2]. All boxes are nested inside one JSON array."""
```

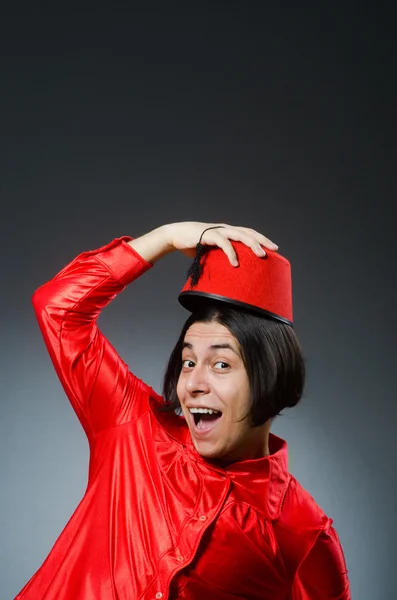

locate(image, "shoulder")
[[280, 474, 330, 530], [272, 474, 331, 570]]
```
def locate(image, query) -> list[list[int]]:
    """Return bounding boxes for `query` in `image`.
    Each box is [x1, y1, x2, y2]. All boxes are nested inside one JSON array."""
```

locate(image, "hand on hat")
[[128, 222, 278, 265], [167, 221, 278, 266]]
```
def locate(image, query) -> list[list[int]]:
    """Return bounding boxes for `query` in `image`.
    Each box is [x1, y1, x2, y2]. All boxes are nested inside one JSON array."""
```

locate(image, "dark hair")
[[161, 301, 305, 426]]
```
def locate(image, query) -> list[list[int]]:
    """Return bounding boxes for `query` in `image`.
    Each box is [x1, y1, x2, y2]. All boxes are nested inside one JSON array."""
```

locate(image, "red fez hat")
[[179, 242, 293, 326]]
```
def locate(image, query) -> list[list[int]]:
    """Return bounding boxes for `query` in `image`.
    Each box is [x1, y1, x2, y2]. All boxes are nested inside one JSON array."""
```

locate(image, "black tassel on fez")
[[186, 226, 225, 288]]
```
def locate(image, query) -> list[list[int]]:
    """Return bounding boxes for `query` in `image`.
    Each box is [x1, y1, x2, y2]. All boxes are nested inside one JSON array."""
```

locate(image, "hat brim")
[[178, 291, 293, 327]]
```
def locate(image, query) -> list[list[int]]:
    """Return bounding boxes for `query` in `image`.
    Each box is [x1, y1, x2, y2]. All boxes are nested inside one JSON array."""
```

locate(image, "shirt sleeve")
[[289, 523, 351, 600], [32, 236, 155, 440]]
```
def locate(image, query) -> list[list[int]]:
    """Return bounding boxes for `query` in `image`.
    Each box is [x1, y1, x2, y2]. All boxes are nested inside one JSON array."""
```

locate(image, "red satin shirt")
[[15, 237, 351, 600]]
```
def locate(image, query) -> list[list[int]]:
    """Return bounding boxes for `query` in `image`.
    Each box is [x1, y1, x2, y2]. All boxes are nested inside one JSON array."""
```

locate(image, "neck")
[[250, 419, 271, 459], [212, 421, 272, 467]]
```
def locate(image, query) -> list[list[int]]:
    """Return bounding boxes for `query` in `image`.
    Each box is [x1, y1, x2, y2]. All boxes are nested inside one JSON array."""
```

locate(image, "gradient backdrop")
[[1, 4, 396, 599]]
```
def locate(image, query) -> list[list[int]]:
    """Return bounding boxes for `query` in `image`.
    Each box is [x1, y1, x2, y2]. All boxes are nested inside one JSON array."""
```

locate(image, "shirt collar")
[[149, 392, 290, 519]]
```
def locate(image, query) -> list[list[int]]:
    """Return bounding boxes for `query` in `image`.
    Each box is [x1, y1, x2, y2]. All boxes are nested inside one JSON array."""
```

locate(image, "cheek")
[[176, 376, 184, 401], [225, 385, 251, 419]]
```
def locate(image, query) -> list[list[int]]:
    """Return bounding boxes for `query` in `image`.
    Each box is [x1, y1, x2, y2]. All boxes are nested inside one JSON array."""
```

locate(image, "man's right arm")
[[32, 235, 156, 440], [32, 222, 276, 439]]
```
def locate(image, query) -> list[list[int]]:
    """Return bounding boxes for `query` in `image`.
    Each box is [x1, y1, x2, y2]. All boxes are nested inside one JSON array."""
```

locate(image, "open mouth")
[[189, 408, 222, 432]]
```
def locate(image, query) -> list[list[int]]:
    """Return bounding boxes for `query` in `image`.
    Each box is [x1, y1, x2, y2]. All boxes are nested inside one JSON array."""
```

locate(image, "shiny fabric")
[[15, 237, 351, 600]]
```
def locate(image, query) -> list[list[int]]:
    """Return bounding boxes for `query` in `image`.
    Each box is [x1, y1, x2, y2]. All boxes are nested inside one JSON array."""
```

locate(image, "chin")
[[193, 442, 234, 466], [192, 440, 221, 459]]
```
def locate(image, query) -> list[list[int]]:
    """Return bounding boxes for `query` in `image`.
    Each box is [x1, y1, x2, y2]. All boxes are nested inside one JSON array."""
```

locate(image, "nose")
[[185, 364, 210, 395]]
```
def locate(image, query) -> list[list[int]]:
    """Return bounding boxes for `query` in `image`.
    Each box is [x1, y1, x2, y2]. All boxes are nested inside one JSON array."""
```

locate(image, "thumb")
[[181, 248, 197, 259]]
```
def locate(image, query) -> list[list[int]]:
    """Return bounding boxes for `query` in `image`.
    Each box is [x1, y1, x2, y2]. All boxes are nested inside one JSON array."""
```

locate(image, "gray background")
[[1, 3, 396, 599]]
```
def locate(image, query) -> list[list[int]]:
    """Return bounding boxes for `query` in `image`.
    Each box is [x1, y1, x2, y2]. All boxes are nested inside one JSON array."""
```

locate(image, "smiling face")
[[176, 320, 270, 465]]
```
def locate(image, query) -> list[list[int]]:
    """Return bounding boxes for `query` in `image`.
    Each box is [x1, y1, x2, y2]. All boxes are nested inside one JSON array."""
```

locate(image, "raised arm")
[[32, 235, 156, 439], [33, 223, 276, 440]]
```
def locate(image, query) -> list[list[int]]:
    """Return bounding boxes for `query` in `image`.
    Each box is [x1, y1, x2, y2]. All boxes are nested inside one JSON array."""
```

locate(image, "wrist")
[[158, 223, 176, 249], [127, 224, 175, 264]]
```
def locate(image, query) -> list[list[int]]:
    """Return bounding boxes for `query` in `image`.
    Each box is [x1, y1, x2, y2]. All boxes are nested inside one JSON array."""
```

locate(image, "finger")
[[203, 230, 239, 266], [234, 227, 278, 250], [217, 228, 270, 258]]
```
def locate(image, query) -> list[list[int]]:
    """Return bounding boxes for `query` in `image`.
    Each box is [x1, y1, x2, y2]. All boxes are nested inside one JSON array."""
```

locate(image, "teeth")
[[189, 408, 220, 415]]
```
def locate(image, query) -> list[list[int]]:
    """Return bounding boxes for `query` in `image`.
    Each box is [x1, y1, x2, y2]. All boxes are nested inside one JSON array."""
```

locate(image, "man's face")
[[177, 320, 268, 465]]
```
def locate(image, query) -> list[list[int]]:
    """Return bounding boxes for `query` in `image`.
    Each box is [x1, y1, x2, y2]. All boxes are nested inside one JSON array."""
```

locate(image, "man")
[[16, 221, 351, 599]]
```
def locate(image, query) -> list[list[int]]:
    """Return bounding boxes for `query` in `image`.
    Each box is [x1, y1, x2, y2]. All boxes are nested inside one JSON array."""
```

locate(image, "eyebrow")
[[182, 342, 239, 355]]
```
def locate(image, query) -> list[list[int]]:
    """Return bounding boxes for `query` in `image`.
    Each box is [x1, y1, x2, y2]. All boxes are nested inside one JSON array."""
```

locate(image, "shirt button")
[[155, 593, 163, 599], [177, 555, 184, 562], [199, 515, 207, 521]]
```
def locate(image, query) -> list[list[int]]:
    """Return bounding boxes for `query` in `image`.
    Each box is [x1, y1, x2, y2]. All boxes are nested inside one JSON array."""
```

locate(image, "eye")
[[214, 361, 230, 370], [182, 359, 195, 368]]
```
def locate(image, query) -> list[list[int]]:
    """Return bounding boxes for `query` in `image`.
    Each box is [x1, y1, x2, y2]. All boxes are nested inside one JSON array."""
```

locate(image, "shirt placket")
[[143, 467, 230, 600]]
